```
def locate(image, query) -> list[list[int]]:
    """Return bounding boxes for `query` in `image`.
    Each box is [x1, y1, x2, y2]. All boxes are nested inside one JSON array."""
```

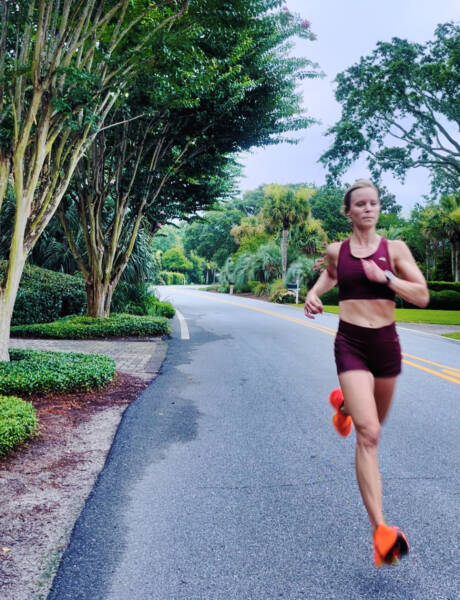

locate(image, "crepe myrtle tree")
[[55, 0, 320, 316], [0, 0, 189, 360], [321, 23, 460, 195]]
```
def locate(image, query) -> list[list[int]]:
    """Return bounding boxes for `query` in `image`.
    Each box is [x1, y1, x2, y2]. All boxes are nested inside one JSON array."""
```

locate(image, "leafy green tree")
[[187, 252, 206, 284], [55, 0, 320, 315], [262, 184, 314, 282], [161, 247, 193, 273], [291, 215, 327, 256], [310, 186, 348, 240], [183, 208, 243, 267], [230, 187, 266, 216], [422, 195, 460, 281], [230, 216, 271, 257], [321, 23, 460, 194], [0, 0, 188, 359], [151, 225, 184, 254]]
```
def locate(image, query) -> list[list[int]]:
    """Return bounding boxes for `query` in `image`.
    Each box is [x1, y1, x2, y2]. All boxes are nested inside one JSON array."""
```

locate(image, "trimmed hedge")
[[1, 349, 115, 395], [11, 313, 170, 339], [0, 395, 38, 456], [428, 281, 460, 293], [0, 261, 87, 326], [428, 289, 460, 310], [321, 287, 339, 305]]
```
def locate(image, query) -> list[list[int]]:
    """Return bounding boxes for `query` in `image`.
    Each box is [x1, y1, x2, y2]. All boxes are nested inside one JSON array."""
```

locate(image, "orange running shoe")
[[329, 388, 353, 437], [373, 524, 409, 568]]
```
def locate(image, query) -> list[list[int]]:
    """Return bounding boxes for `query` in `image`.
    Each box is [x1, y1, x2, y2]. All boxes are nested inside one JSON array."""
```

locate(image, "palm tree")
[[422, 194, 460, 281], [262, 185, 315, 282]]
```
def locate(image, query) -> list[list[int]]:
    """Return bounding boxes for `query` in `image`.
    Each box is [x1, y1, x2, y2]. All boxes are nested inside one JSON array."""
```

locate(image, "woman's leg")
[[373, 376, 398, 424], [338, 370, 384, 530]]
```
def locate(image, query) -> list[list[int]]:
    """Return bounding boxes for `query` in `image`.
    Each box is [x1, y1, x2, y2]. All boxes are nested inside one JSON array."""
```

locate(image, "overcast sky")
[[237, 0, 458, 214]]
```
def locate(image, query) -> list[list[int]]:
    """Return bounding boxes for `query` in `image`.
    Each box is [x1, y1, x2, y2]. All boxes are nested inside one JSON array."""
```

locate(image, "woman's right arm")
[[304, 243, 339, 319]]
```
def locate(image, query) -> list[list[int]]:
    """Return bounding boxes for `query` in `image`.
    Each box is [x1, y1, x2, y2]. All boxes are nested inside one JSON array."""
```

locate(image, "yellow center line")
[[402, 351, 460, 372], [176, 289, 460, 385], [402, 360, 460, 385], [442, 369, 460, 379]]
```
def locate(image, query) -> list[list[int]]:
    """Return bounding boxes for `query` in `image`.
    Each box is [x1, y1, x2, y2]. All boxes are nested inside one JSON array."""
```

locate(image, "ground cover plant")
[[0, 349, 115, 396], [10, 314, 170, 340], [0, 395, 38, 456]]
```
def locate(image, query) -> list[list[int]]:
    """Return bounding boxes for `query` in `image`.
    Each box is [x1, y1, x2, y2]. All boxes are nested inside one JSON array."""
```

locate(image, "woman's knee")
[[355, 421, 381, 448]]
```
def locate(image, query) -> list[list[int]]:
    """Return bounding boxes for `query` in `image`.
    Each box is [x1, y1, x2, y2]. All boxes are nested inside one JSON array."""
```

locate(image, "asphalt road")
[[48, 287, 460, 600]]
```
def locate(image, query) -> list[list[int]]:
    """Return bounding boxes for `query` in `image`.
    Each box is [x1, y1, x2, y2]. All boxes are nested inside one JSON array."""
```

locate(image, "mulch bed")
[[1, 372, 147, 470], [0, 372, 147, 599]]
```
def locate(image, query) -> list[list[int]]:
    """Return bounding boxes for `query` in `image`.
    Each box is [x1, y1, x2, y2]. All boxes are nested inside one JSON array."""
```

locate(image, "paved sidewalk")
[[9, 337, 168, 382]]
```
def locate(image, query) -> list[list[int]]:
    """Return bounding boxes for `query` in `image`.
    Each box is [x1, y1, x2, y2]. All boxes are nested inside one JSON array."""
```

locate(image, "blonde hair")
[[342, 179, 379, 213]]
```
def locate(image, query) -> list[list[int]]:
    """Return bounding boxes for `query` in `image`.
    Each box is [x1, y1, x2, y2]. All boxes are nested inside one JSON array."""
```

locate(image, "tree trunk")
[[0, 251, 27, 362], [281, 228, 288, 283], [452, 237, 460, 282], [85, 279, 115, 318]]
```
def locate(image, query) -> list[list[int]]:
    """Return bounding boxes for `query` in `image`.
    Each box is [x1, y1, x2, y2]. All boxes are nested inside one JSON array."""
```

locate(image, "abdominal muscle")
[[339, 298, 396, 328]]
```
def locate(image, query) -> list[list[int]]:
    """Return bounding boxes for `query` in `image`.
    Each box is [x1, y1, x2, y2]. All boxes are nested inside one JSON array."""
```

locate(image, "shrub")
[[247, 280, 260, 293], [427, 281, 460, 293], [321, 287, 339, 305], [0, 395, 38, 456], [149, 300, 175, 319], [218, 283, 230, 293], [253, 282, 269, 297], [0, 261, 86, 325], [0, 349, 115, 396], [269, 279, 295, 304], [428, 290, 460, 310], [112, 281, 175, 318], [160, 271, 184, 285], [298, 285, 307, 303], [11, 313, 171, 339], [234, 281, 252, 293]]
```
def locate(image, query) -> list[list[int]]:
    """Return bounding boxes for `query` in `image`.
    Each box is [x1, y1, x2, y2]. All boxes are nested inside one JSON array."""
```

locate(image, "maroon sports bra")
[[337, 237, 396, 302]]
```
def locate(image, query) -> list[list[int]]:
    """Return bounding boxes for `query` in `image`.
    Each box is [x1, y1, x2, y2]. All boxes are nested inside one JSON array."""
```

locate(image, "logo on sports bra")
[[377, 257, 387, 262]]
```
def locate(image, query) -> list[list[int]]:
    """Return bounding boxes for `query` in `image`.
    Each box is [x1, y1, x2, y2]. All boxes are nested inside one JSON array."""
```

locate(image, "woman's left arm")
[[361, 241, 430, 307], [389, 240, 429, 307]]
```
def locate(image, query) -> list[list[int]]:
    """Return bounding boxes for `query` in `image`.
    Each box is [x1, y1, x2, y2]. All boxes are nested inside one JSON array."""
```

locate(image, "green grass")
[[295, 304, 460, 325], [443, 332, 460, 339]]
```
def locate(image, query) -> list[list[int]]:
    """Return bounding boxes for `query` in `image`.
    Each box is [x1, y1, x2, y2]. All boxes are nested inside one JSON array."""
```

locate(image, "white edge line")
[[175, 308, 190, 340]]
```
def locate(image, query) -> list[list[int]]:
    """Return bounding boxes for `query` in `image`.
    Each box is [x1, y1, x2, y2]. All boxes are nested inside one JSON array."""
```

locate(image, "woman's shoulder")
[[327, 240, 344, 256], [387, 239, 410, 255]]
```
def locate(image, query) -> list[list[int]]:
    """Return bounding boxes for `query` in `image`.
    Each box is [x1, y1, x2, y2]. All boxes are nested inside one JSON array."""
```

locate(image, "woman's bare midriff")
[[339, 298, 395, 328]]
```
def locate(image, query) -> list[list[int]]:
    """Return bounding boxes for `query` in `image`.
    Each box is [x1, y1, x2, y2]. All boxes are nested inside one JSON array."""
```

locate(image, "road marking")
[[402, 360, 460, 385], [175, 308, 190, 340], [175, 290, 460, 385]]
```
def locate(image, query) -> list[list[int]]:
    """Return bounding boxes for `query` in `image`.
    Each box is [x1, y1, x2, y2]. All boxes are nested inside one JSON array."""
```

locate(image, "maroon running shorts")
[[334, 320, 402, 378]]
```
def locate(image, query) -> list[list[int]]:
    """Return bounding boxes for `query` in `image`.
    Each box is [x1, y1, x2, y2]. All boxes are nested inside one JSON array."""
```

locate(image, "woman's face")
[[346, 187, 380, 229]]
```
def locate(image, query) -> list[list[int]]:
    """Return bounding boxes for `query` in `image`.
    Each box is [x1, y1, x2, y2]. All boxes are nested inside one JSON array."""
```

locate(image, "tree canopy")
[[321, 22, 460, 195]]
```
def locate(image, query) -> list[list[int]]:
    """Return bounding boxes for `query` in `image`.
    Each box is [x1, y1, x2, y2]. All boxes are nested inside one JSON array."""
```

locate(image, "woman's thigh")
[[373, 376, 398, 424], [338, 370, 378, 430]]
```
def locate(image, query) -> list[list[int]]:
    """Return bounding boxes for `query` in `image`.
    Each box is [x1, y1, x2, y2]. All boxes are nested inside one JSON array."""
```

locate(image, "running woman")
[[304, 179, 429, 567]]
